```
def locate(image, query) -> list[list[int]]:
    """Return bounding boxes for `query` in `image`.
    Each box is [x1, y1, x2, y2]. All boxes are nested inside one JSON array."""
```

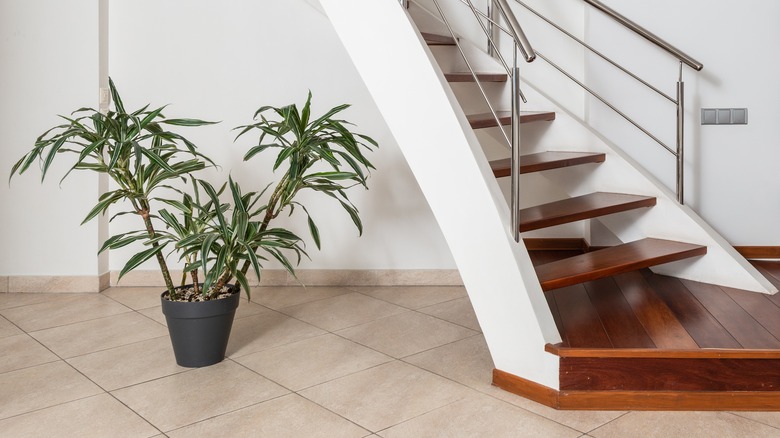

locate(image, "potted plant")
[[10, 79, 378, 367]]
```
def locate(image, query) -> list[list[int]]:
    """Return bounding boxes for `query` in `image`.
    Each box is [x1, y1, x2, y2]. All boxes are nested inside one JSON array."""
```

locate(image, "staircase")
[[319, 0, 780, 410], [425, 34, 708, 295]]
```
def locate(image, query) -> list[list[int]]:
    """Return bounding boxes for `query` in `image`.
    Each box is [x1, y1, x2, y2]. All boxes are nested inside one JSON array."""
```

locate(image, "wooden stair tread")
[[422, 32, 456, 45], [535, 238, 707, 291], [445, 72, 508, 82], [491, 151, 606, 178], [468, 111, 555, 129], [519, 192, 656, 233]]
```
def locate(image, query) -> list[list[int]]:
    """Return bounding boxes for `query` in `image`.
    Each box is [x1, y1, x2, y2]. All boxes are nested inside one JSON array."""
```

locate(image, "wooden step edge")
[[494, 369, 780, 411], [545, 343, 780, 359], [536, 238, 707, 292], [524, 238, 589, 252], [421, 32, 456, 45], [519, 193, 657, 233], [468, 111, 556, 129], [491, 151, 606, 178], [444, 72, 508, 83]]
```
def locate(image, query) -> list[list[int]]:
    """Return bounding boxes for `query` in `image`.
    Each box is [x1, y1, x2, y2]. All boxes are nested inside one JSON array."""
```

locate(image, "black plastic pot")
[[161, 285, 240, 368]]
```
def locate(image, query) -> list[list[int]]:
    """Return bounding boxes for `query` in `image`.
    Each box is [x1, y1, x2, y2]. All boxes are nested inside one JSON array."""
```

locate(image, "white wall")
[[0, 0, 103, 276], [105, 0, 455, 273], [0, 0, 457, 281], [585, 0, 780, 245]]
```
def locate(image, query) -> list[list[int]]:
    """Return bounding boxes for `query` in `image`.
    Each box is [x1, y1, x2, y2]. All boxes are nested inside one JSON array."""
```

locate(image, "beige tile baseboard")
[[7, 273, 110, 293], [111, 270, 463, 288], [0, 277, 8, 293]]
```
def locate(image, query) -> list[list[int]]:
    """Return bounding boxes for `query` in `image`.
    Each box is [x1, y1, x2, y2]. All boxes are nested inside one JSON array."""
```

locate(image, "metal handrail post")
[[676, 62, 685, 204], [511, 58, 522, 241], [400, 0, 409, 9], [487, 0, 499, 57]]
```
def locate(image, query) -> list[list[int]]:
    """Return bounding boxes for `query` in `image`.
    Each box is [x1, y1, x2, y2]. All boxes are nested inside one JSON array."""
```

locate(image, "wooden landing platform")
[[493, 250, 780, 410]]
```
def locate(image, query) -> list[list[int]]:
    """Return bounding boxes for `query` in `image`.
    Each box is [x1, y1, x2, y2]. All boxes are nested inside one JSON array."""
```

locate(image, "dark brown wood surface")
[[467, 110, 556, 129], [519, 192, 656, 232], [559, 357, 780, 391], [734, 246, 780, 259], [552, 285, 612, 348], [643, 273, 741, 348], [583, 278, 655, 348], [722, 286, 780, 341], [613, 271, 698, 349], [444, 72, 507, 82], [682, 279, 780, 349], [535, 239, 706, 291], [491, 151, 605, 178], [500, 252, 780, 409]]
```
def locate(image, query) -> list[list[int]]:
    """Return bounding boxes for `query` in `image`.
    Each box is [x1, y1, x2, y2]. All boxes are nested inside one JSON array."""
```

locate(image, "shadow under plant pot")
[[161, 285, 240, 367]]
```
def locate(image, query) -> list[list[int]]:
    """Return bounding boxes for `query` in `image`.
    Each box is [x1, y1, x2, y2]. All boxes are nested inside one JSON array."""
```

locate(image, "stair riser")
[[560, 357, 780, 391]]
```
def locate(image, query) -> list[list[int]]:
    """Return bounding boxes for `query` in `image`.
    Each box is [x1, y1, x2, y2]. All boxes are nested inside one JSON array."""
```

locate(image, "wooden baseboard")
[[735, 246, 780, 259], [492, 369, 559, 408], [493, 368, 780, 411]]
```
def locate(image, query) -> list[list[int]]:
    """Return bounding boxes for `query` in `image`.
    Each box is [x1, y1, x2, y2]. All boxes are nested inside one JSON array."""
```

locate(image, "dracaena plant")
[[155, 177, 306, 300], [10, 78, 215, 300], [231, 92, 378, 282]]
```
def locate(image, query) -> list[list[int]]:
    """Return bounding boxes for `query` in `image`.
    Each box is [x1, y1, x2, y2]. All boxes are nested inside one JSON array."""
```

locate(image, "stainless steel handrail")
[[508, 0, 698, 203], [495, 0, 535, 62], [514, 0, 676, 104], [583, 0, 703, 71], [535, 51, 676, 156]]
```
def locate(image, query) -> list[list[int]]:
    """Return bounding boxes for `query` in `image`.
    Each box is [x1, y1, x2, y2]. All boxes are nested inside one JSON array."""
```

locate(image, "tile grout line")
[[3, 297, 136, 333], [727, 411, 780, 432], [177, 358, 374, 436], [395, 344, 598, 435], [105, 391, 166, 437], [247, 286, 354, 312]]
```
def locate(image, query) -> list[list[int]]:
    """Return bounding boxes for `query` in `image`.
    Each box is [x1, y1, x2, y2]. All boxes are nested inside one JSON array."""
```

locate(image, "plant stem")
[[139, 206, 177, 299], [190, 269, 200, 295], [228, 173, 292, 290]]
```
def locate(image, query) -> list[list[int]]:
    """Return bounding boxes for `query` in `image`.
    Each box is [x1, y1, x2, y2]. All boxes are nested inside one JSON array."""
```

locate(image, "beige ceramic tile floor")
[[1, 285, 779, 437]]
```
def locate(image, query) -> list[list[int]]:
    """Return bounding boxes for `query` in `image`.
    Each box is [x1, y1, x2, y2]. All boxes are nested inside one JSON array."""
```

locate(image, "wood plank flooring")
[[527, 250, 780, 399], [530, 250, 780, 351]]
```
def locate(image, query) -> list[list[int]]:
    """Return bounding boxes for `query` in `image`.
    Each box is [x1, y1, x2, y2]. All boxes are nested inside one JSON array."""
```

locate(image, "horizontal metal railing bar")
[[457, 0, 514, 39], [513, 0, 676, 104], [535, 51, 677, 156], [431, 0, 513, 149], [583, 0, 703, 71]]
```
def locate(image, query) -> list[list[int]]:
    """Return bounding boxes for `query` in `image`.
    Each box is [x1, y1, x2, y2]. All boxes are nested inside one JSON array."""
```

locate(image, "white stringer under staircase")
[[319, 0, 777, 405]]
